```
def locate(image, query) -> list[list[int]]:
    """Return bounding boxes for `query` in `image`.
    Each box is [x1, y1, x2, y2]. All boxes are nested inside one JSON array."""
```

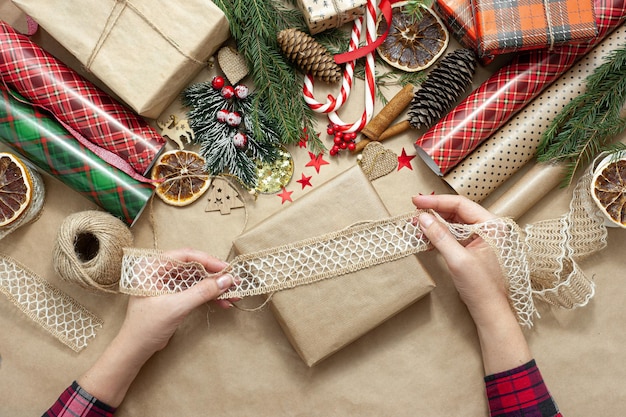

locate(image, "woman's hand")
[[413, 194, 532, 374], [78, 247, 234, 407], [119, 247, 234, 356]]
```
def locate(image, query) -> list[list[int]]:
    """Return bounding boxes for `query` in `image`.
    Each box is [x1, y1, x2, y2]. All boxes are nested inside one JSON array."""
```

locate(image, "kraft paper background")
[[1, 5, 625, 416]]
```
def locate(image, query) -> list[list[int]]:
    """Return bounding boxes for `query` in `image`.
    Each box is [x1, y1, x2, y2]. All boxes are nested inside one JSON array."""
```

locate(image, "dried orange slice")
[[151, 150, 211, 207], [376, 2, 449, 72], [591, 152, 626, 227], [0, 152, 33, 227]]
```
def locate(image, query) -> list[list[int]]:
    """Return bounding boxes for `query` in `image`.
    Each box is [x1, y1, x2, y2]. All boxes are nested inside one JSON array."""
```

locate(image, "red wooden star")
[[298, 137, 308, 148], [305, 151, 330, 173], [277, 187, 293, 204], [398, 148, 416, 171], [296, 173, 313, 189]]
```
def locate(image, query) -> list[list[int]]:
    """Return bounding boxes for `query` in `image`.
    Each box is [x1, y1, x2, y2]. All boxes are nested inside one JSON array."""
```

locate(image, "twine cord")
[[86, 0, 205, 72], [53, 210, 133, 293]]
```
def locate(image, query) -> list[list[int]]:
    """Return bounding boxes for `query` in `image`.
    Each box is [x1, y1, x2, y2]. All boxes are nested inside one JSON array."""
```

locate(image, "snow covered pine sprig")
[[181, 76, 280, 189]]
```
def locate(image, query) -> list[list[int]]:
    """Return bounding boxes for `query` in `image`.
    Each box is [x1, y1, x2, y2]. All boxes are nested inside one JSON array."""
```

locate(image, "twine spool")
[[53, 211, 133, 293]]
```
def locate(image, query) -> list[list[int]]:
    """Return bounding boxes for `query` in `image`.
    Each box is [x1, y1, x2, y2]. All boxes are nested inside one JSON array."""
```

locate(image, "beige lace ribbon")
[[0, 254, 103, 352], [120, 211, 538, 327]]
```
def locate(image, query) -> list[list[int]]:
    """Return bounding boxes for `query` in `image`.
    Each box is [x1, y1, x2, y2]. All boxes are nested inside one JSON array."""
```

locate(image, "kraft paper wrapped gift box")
[[12, 0, 230, 119], [232, 166, 436, 366]]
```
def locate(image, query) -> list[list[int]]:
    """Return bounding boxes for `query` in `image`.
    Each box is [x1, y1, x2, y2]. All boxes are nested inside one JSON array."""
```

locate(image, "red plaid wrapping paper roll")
[[414, 0, 626, 176], [475, 0, 598, 57], [0, 21, 165, 177]]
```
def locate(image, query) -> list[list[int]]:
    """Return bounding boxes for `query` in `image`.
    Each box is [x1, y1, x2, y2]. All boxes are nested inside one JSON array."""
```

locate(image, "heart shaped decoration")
[[358, 141, 397, 181], [217, 46, 249, 85]]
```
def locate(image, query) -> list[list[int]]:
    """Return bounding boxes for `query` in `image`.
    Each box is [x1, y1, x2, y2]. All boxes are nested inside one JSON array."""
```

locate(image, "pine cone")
[[408, 49, 477, 129], [277, 28, 341, 84]]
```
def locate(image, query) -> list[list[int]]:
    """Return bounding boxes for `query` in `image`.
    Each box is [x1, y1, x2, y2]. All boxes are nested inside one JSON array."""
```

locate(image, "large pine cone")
[[277, 28, 342, 84], [408, 48, 477, 129]]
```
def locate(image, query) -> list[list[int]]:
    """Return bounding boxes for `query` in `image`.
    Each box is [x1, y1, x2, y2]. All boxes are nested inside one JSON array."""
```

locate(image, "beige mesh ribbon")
[[120, 212, 538, 327], [523, 167, 607, 309], [120, 162, 610, 328], [0, 254, 103, 352]]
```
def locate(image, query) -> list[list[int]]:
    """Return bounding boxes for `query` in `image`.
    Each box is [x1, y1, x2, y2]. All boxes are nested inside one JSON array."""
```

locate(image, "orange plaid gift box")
[[474, 0, 598, 57], [434, 0, 495, 65]]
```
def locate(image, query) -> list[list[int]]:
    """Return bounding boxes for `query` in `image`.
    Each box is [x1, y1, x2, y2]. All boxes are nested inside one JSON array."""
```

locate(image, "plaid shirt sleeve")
[[485, 359, 562, 417], [42, 381, 116, 417]]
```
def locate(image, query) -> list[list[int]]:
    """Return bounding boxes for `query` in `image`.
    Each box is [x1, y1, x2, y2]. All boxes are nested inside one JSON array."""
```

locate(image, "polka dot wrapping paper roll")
[[414, 0, 626, 178], [444, 24, 626, 203]]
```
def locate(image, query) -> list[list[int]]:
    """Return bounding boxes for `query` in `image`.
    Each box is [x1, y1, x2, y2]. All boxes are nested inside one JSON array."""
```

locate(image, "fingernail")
[[419, 213, 434, 228], [216, 274, 233, 290]]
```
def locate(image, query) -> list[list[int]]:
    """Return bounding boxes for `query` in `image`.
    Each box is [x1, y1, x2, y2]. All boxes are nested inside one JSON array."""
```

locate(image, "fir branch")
[[537, 46, 626, 186], [213, 0, 323, 152], [402, 0, 434, 21]]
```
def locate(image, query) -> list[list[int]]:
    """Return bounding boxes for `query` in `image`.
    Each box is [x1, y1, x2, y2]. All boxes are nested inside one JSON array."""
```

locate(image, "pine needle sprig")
[[213, 0, 324, 152], [537, 46, 626, 186]]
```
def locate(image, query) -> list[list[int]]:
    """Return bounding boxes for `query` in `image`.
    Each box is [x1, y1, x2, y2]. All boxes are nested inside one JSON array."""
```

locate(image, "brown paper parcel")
[[232, 166, 435, 366], [12, 0, 230, 119]]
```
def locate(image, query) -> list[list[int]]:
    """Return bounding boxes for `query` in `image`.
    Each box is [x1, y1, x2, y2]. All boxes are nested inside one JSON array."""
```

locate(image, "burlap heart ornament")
[[357, 141, 398, 180], [217, 46, 249, 85]]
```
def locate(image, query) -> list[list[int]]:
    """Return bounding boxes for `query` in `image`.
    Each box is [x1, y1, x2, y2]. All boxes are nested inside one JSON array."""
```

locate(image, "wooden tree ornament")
[[205, 176, 245, 214]]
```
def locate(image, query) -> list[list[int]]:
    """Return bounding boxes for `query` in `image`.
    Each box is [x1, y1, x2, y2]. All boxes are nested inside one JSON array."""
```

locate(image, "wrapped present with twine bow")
[[12, 0, 231, 119], [297, 0, 367, 34], [232, 166, 435, 366], [473, 0, 598, 57]]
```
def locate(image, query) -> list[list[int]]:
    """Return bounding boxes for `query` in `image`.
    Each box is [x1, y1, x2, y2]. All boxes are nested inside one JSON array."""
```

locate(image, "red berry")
[[339, 142, 348, 149], [226, 111, 241, 127], [216, 109, 229, 123], [211, 76, 225, 90], [221, 85, 235, 99], [234, 84, 249, 99], [347, 142, 356, 151], [233, 132, 248, 149], [333, 136, 343, 145], [326, 126, 335, 135], [345, 132, 357, 141]]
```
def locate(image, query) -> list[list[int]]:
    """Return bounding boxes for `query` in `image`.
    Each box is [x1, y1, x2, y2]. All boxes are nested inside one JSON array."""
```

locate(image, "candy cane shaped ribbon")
[[302, 17, 362, 114], [303, 0, 382, 133]]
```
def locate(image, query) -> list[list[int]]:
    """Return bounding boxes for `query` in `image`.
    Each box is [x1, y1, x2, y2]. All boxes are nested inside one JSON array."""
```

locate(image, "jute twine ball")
[[53, 210, 133, 293]]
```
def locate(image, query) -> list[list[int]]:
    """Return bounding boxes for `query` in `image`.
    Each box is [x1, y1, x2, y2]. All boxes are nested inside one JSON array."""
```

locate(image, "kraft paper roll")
[[486, 162, 566, 220], [444, 24, 626, 203]]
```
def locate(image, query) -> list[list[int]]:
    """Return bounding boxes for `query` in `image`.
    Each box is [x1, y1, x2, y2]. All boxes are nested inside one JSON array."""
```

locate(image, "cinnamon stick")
[[352, 120, 413, 153], [361, 83, 414, 141]]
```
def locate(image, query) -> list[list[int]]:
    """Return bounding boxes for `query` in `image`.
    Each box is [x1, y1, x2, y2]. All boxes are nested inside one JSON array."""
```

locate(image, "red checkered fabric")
[[415, 0, 626, 176], [475, 0, 598, 57], [486, 360, 562, 417], [0, 21, 165, 176], [43, 381, 115, 417]]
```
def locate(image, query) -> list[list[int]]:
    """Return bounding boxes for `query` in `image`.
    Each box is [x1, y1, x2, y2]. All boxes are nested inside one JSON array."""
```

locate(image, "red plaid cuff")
[[43, 381, 116, 417], [485, 360, 562, 417]]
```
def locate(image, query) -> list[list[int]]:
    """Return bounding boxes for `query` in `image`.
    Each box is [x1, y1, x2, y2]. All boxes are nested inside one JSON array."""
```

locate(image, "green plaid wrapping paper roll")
[[0, 85, 154, 226]]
